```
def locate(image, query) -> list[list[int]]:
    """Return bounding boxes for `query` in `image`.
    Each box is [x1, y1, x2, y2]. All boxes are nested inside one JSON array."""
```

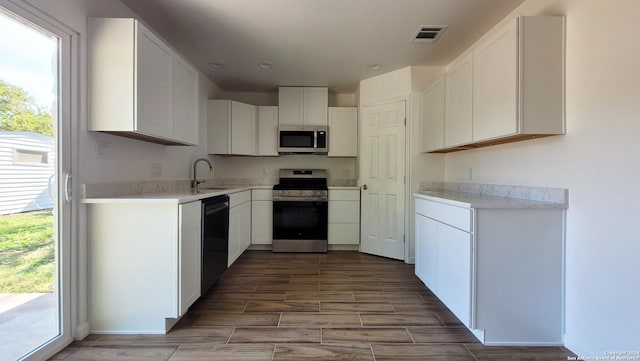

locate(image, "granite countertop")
[[82, 186, 252, 204], [414, 190, 568, 209]]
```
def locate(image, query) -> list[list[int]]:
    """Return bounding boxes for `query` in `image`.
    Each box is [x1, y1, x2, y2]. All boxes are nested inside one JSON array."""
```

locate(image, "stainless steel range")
[[272, 169, 328, 253]]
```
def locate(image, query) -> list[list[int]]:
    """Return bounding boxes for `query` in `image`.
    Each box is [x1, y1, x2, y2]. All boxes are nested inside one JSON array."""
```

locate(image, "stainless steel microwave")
[[278, 126, 328, 154]]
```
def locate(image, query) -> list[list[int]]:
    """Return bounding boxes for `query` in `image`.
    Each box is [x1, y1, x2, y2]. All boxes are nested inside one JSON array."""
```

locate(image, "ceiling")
[[120, 0, 524, 93]]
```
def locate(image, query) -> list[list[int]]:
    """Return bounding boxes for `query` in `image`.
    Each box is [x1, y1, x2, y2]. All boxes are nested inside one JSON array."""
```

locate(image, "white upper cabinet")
[[89, 18, 199, 146], [421, 16, 564, 153], [231, 102, 257, 155], [302, 87, 329, 126], [419, 76, 445, 152], [328, 107, 357, 157], [207, 100, 257, 156], [445, 53, 474, 147], [135, 24, 174, 141], [173, 55, 200, 145], [278, 87, 328, 127], [473, 16, 565, 143], [257, 106, 279, 156]]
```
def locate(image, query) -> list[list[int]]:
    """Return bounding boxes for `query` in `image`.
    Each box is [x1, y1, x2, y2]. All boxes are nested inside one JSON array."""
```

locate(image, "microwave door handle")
[[313, 130, 317, 149]]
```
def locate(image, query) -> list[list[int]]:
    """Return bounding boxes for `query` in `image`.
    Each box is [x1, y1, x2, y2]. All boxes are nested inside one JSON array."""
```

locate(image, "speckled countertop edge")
[[416, 182, 568, 209]]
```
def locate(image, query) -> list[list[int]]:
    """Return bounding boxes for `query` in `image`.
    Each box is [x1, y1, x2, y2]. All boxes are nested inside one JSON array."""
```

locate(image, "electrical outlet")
[[96, 140, 111, 159], [150, 163, 162, 178], [264, 168, 270, 175]]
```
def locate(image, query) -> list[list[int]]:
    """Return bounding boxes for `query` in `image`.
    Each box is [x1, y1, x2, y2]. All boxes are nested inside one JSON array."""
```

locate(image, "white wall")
[[442, 0, 640, 354]]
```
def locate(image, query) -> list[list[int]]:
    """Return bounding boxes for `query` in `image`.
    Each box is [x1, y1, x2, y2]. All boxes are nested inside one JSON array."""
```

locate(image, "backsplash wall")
[[209, 155, 356, 185]]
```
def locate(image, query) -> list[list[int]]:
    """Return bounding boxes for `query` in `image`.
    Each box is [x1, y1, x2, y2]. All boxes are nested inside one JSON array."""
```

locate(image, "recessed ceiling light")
[[367, 64, 383, 70], [258, 62, 273, 69], [208, 62, 224, 69]]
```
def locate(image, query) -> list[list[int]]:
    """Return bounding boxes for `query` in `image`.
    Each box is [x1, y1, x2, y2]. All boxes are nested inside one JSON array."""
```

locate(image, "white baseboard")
[[74, 322, 90, 340]]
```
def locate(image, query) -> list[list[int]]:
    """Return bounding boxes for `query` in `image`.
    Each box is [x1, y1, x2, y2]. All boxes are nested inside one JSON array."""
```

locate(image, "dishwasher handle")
[[204, 202, 228, 215]]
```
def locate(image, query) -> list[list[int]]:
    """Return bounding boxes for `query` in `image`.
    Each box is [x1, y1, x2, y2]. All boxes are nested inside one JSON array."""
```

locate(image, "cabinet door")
[[239, 201, 252, 252], [445, 53, 473, 147], [415, 214, 438, 292], [473, 18, 518, 142], [420, 76, 445, 152], [258, 106, 279, 156], [436, 223, 472, 328], [303, 87, 328, 126], [228, 204, 241, 267], [231, 101, 257, 155], [328, 107, 357, 157], [135, 23, 174, 140], [207, 100, 231, 154], [251, 200, 273, 245], [278, 87, 304, 125], [173, 55, 199, 145], [178, 201, 201, 315]]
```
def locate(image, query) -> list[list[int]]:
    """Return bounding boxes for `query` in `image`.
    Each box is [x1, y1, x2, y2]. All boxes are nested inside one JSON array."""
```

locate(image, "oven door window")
[[273, 201, 328, 240], [280, 131, 314, 148]]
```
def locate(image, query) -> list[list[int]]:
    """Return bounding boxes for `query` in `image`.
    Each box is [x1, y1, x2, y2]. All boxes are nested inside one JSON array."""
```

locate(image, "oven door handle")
[[273, 197, 328, 202]]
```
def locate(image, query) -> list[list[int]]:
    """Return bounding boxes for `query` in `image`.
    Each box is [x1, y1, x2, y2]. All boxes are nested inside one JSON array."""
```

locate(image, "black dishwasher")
[[201, 195, 229, 295]]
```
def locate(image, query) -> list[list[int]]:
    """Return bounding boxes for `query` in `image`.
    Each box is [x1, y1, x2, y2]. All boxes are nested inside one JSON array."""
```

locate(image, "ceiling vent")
[[412, 25, 447, 43]]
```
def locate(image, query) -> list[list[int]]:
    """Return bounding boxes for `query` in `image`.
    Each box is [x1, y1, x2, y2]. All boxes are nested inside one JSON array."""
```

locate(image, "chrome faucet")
[[191, 158, 213, 191]]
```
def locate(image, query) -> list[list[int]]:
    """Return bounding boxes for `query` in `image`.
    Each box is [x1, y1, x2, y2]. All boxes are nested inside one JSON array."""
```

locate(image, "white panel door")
[[135, 23, 174, 139], [359, 101, 405, 260]]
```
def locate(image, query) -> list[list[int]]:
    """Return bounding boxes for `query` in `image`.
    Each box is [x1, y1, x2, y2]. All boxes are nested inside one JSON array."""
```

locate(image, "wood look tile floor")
[[50, 251, 576, 360]]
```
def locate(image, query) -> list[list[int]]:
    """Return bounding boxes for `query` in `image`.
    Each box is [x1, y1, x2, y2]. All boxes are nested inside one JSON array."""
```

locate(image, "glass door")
[[0, 0, 74, 359]]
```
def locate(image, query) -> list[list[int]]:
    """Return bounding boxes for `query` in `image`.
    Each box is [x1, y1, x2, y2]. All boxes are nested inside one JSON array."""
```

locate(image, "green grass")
[[0, 210, 55, 293]]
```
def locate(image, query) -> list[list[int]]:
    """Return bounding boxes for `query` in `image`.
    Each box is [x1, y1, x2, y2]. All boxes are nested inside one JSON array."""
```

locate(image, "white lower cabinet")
[[228, 190, 251, 266], [89, 200, 201, 333], [328, 189, 360, 245], [414, 195, 563, 345], [251, 189, 273, 245]]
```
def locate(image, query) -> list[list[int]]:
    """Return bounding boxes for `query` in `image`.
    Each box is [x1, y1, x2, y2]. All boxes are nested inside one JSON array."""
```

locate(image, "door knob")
[[362, 184, 368, 190]]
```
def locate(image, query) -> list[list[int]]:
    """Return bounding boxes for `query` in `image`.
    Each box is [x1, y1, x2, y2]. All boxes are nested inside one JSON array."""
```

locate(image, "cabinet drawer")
[[415, 198, 472, 232], [329, 201, 360, 224], [230, 190, 251, 207], [328, 223, 360, 245], [252, 189, 273, 201], [329, 189, 360, 201]]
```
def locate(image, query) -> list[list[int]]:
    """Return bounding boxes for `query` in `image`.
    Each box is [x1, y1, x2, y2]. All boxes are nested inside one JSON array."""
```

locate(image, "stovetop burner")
[[273, 169, 328, 201], [273, 169, 328, 191]]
